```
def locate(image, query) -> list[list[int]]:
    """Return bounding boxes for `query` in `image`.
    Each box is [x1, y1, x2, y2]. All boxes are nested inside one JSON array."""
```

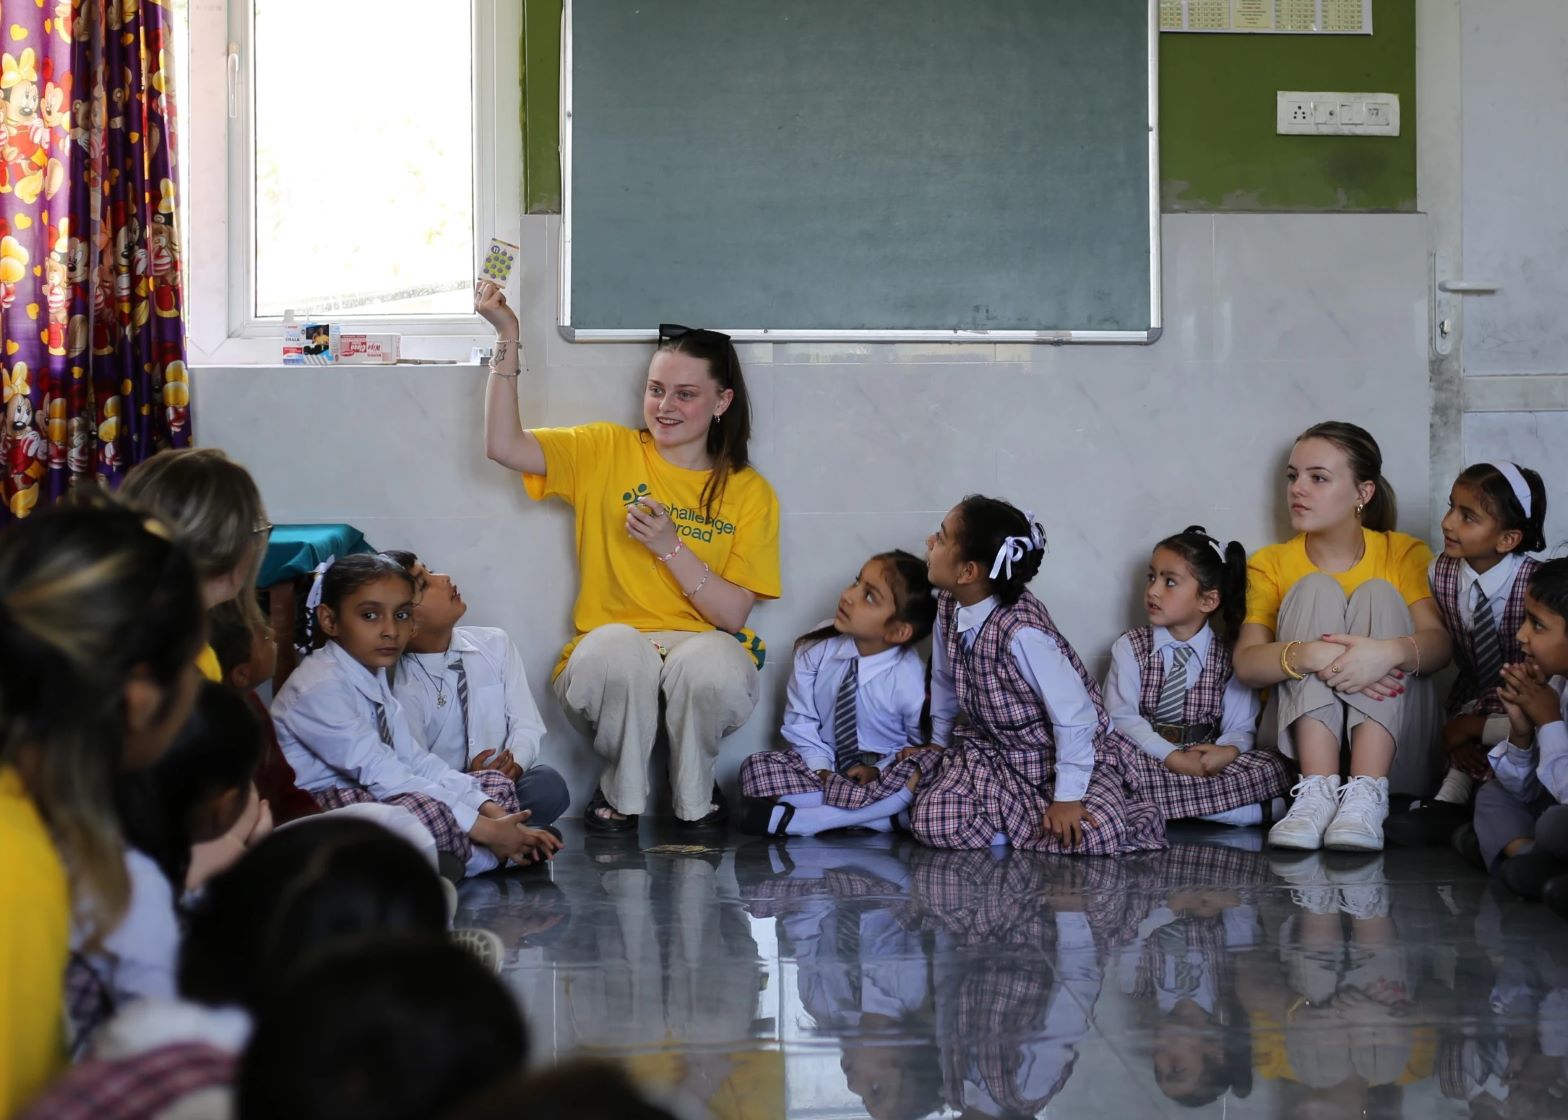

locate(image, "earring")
[[713, 413, 722, 423], [1355, 501, 1365, 517]]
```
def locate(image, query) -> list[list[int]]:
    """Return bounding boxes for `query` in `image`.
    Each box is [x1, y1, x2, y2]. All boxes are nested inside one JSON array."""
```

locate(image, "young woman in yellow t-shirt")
[[0, 500, 204, 1114], [1233, 422, 1451, 853], [478, 282, 781, 832]]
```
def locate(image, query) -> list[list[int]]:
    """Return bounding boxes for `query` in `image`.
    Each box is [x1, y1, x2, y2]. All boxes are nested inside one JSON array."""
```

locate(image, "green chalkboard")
[[563, 0, 1158, 340]]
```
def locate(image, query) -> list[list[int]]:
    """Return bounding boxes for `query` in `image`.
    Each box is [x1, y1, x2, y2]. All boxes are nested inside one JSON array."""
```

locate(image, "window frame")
[[184, 0, 522, 364]]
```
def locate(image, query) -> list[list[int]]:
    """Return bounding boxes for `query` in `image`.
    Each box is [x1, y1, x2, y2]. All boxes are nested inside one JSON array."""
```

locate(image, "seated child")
[[1105, 526, 1290, 828], [23, 818, 449, 1120], [911, 496, 1167, 855], [737, 550, 936, 836], [208, 600, 321, 825], [384, 550, 569, 829], [209, 600, 443, 869], [1386, 462, 1548, 846], [66, 682, 262, 1050], [1473, 558, 1568, 899], [237, 936, 527, 1120], [271, 555, 560, 878]]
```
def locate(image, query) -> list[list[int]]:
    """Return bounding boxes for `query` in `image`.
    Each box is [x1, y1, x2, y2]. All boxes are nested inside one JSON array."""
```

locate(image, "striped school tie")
[[376, 702, 395, 747], [832, 659, 861, 776], [452, 656, 471, 747], [1471, 585, 1504, 691], [1154, 644, 1194, 724]]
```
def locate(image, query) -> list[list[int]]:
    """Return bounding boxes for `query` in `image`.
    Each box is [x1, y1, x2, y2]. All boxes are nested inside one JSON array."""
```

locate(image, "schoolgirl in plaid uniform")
[[1106, 526, 1291, 827], [738, 550, 937, 836], [911, 496, 1167, 856], [1386, 462, 1548, 845], [272, 554, 548, 878]]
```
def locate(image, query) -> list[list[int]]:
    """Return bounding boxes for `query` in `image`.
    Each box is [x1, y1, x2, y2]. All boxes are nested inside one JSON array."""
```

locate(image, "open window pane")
[[252, 1, 474, 318]]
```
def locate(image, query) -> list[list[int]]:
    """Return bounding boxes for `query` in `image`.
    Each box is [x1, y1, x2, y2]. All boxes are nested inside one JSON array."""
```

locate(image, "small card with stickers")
[[481, 237, 519, 285]]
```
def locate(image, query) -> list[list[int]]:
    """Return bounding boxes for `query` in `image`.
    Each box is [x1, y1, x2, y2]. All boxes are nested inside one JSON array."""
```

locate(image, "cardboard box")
[[337, 334, 401, 364]]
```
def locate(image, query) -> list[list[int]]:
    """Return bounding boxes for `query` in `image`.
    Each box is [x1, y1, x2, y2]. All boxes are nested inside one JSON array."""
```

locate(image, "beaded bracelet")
[[1280, 640, 1306, 681], [683, 562, 711, 599], [658, 540, 684, 564]]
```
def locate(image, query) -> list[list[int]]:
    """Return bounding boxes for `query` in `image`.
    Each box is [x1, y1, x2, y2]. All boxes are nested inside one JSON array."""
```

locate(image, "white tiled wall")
[[192, 212, 1432, 815]]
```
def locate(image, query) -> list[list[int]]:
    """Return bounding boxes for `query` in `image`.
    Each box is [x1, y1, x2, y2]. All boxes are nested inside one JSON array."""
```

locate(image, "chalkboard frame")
[[558, 0, 1162, 344]]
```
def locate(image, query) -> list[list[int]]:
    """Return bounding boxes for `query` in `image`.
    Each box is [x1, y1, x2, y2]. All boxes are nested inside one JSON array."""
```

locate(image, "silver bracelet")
[[683, 562, 711, 599]]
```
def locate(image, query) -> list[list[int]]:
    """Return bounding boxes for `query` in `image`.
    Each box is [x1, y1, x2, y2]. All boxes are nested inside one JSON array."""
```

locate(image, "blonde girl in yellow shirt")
[[0, 499, 204, 1115], [1234, 422, 1451, 853], [478, 282, 781, 832]]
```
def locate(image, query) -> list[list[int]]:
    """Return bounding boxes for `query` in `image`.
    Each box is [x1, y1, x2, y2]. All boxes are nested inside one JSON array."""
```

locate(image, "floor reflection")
[[456, 823, 1568, 1118]]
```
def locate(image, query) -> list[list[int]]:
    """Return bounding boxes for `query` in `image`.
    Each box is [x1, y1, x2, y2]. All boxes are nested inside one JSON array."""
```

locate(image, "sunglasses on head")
[[658, 323, 734, 384], [658, 323, 731, 347]]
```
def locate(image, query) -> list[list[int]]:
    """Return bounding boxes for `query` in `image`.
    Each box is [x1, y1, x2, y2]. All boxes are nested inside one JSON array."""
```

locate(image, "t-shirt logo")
[[621, 482, 650, 505]]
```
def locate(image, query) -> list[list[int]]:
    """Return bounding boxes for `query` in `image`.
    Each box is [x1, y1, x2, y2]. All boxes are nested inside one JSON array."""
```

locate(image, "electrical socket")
[[1277, 91, 1400, 136]]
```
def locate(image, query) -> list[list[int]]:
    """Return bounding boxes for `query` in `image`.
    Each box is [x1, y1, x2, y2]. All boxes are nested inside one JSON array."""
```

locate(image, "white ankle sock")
[[463, 848, 500, 877], [1435, 768, 1474, 805], [780, 790, 825, 809], [779, 787, 914, 837], [990, 831, 1010, 847], [1202, 803, 1263, 827]]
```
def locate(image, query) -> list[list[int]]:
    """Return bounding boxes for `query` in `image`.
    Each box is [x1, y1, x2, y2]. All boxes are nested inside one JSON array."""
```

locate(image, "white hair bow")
[[304, 554, 337, 611], [989, 511, 1045, 580]]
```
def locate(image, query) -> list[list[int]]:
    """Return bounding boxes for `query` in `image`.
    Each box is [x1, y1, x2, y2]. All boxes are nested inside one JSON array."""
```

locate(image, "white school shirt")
[[1103, 623, 1261, 763], [392, 626, 547, 773], [781, 630, 926, 774], [1431, 552, 1527, 744], [928, 596, 1096, 803], [271, 640, 492, 831], [1487, 675, 1568, 803], [69, 849, 179, 1026]]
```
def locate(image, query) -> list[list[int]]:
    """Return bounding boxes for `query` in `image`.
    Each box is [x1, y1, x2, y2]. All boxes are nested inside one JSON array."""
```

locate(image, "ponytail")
[[1154, 525, 1249, 645], [953, 495, 1046, 606], [1363, 474, 1397, 533]]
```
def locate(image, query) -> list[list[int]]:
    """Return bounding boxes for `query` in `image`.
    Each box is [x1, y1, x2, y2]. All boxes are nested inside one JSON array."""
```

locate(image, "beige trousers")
[[1271, 574, 1441, 796], [552, 624, 760, 820]]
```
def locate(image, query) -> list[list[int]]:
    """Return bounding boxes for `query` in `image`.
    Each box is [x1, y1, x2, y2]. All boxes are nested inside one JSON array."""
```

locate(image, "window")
[[181, 0, 522, 362]]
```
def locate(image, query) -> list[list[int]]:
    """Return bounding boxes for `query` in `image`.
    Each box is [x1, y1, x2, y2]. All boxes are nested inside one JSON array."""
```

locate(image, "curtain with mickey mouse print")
[[0, 0, 187, 523]]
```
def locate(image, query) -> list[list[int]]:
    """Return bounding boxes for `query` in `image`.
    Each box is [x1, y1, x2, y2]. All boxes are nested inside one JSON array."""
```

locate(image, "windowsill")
[[188, 330, 497, 367]]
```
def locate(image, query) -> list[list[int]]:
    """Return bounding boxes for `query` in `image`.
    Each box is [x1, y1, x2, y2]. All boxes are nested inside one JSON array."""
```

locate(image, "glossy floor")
[[456, 822, 1568, 1119]]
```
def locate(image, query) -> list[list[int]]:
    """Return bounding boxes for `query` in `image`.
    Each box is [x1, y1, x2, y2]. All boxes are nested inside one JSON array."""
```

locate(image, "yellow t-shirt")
[[0, 767, 70, 1116], [196, 643, 223, 683], [524, 423, 782, 677], [1244, 529, 1434, 634]]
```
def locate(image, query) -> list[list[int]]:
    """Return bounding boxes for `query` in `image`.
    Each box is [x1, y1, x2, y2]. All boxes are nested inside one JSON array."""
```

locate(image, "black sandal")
[[676, 784, 730, 831], [583, 790, 638, 834]]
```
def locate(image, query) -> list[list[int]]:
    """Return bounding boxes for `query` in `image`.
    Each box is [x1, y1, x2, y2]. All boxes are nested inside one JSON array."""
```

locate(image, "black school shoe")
[[675, 784, 730, 831], [1384, 800, 1471, 848], [1500, 851, 1568, 900], [1543, 874, 1568, 919]]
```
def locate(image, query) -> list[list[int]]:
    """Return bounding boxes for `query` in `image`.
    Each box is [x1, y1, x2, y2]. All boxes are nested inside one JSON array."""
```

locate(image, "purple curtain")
[[1, 0, 188, 522]]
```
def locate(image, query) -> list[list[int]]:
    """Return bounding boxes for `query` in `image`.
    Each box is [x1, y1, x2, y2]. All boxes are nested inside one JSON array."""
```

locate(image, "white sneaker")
[[1269, 775, 1342, 850], [1324, 775, 1390, 852]]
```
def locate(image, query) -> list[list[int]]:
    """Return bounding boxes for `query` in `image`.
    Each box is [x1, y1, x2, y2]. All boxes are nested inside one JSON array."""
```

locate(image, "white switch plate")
[[1276, 91, 1400, 136]]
